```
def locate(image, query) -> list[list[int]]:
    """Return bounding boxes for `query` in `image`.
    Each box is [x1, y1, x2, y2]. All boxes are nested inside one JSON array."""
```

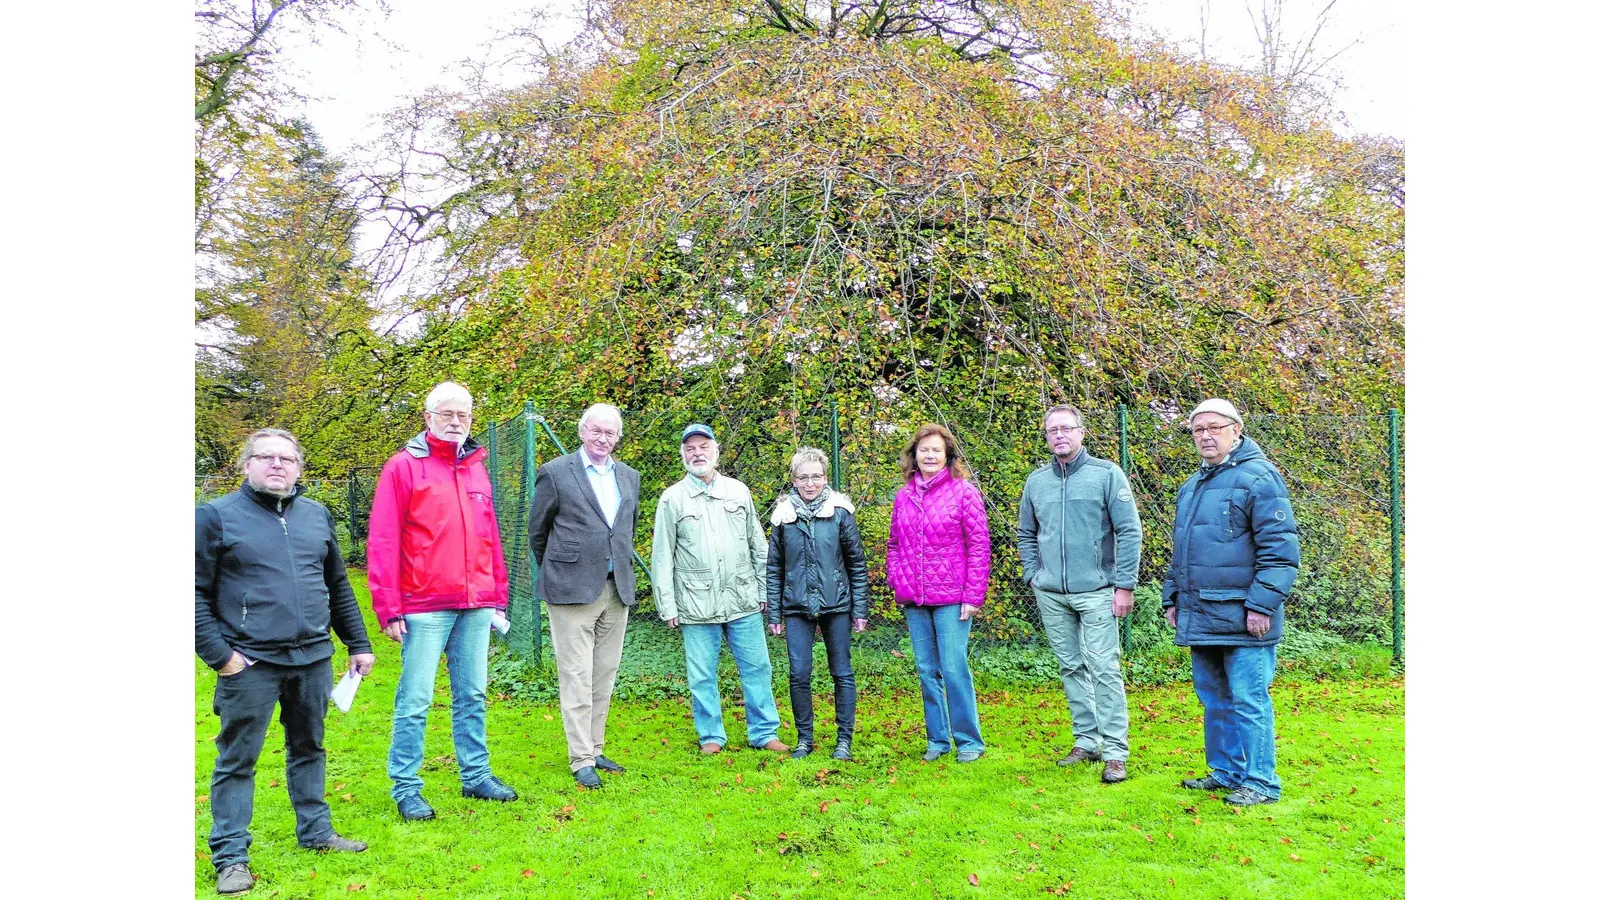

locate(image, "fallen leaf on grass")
[[1289, 853, 1302, 862], [1280, 838, 1293, 845], [819, 802, 829, 813], [346, 885, 365, 892], [874, 860, 887, 867], [521, 870, 534, 877], [543, 714, 553, 720], [1239, 857, 1251, 865], [196, 795, 208, 804], [967, 873, 979, 886]]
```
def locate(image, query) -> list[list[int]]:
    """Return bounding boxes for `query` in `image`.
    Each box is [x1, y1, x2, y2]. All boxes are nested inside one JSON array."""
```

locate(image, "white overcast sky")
[[280, 0, 1403, 159]]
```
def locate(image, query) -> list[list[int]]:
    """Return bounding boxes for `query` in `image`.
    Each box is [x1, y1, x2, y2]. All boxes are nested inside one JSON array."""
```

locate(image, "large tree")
[[376, 0, 1402, 425]]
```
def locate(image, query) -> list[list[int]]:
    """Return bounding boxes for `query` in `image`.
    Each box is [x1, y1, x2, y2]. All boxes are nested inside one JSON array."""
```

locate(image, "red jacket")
[[367, 432, 509, 626], [885, 468, 992, 607]]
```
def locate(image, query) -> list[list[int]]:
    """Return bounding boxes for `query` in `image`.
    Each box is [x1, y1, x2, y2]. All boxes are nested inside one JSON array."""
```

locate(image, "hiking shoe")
[[302, 833, 368, 853], [956, 750, 984, 763], [700, 742, 723, 755], [831, 741, 853, 762], [1180, 774, 1232, 791], [594, 755, 626, 773], [396, 795, 435, 821], [1056, 747, 1103, 766], [922, 747, 950, 762], [216, 863, 254, 895], [1224, 787, 1278, 807], [1101, 760, 1128, 784], [790, 740, 814, 760], [462, 775, 518, 802]]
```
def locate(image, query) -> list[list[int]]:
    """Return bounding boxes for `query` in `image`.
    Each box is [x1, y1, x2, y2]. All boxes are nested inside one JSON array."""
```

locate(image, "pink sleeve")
[[884, 490, 905, 601], [961, 482, 992, 607], [366, 456, 410, 626]]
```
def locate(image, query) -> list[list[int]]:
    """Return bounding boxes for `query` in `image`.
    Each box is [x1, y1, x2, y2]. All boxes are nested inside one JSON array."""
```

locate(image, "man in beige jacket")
[[651, 423, 787, 755]]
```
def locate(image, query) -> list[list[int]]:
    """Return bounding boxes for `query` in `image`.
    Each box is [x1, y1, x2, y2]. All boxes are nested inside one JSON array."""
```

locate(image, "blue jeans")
[[681, 612, 781, 747], [1190, 644, 1280, 799], [388, 608, 494, 800], [904, 604, 984, 754]]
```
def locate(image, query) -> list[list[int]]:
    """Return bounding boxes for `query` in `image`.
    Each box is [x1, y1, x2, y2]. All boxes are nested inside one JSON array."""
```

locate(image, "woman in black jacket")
[[765, 447, 870, 760]]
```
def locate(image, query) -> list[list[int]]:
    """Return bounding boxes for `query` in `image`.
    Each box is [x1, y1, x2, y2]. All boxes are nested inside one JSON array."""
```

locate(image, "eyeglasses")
[[1190, 423, 1236, 437], [428, 410, 472, 422], [250, 453, 300, 467], [1045, 425, 1083, 437], [584, 427, 619, 441], [794, 474, 828, 484]]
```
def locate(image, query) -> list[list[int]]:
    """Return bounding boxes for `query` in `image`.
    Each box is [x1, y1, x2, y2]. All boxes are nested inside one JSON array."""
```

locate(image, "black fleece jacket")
[[195, 481, 372, 669]]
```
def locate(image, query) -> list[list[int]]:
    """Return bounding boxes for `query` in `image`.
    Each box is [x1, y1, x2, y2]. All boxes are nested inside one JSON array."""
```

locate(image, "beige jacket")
[[650, 473, 767, 624]]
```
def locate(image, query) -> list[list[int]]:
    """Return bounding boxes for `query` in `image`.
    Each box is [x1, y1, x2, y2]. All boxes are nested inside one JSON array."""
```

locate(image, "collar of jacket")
[[770, 491, 856, 526], [684, 472, 730, 498], [404, 430, 485, 462], [239, 479, 303, 512], [1049, 446, 1095, 477], [1198, 435, 1263, 476], [912, 467, 954, 493]]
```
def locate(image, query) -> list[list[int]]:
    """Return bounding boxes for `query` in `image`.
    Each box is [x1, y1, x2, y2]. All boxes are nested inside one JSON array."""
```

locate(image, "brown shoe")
[[761, 739, 791, 753], [1101, 760, 1128, 784], [1056, 747, 1102, 766], [700, 742, 723, 755]]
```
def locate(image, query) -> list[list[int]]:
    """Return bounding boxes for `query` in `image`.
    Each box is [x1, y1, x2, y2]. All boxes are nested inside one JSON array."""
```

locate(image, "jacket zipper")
[[456, 459, 474, 608], [279, 497, 302, 635], [1058, 463, 1070, 592]]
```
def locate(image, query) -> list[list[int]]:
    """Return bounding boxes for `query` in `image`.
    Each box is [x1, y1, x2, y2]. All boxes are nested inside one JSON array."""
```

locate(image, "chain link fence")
[[196, 402, 1404, 665]]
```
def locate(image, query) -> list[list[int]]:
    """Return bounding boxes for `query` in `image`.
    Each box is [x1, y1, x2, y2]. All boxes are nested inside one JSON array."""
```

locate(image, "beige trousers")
[[545, 578, 629, 771]]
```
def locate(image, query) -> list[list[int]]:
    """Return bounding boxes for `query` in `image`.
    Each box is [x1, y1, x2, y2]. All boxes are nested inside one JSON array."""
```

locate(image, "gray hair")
[[788, 446, 829, 479], [578, 402, 624, 435], [237, 428, 304, 472], [424, 381, 474, 412], [1042, 403, 1084, 430]]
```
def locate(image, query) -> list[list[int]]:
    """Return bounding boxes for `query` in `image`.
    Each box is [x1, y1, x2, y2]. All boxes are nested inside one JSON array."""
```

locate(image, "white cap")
[[1187, 398, 1243, 428]]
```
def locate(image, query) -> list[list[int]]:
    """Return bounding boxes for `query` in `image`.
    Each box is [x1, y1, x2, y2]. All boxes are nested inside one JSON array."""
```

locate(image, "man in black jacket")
[[196, 429, 376, 895]]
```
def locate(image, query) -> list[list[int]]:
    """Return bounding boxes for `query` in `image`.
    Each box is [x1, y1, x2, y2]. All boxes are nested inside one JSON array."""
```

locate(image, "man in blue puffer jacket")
[[1162, 399, 1300, 807]]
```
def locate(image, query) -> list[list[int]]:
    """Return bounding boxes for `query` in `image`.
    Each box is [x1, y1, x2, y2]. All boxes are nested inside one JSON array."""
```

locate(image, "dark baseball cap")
[[681, 423, 716, 443]]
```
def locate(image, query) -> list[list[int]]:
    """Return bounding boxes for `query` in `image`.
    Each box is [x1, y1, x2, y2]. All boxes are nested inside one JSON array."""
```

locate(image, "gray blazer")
[[529, 451, 641, 605]]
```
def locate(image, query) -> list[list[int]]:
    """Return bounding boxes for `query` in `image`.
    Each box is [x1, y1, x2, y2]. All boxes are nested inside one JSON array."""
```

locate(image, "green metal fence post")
[[486, 419, 499, 497], [830, 400, 842, 490], [345, 475, 359, 562], [513, 401, 541, 665], [1117, 403, 1132, 656], [1389, 408, 1403, 667]]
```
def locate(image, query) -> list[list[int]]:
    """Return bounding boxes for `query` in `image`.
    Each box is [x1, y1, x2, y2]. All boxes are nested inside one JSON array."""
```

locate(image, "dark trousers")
[[783, 612, 857, 745], [208, 659, 335, 869]]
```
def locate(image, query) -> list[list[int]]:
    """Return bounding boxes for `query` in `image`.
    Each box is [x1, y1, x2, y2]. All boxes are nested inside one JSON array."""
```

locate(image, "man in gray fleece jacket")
[[1017, 404, 1143, 784]]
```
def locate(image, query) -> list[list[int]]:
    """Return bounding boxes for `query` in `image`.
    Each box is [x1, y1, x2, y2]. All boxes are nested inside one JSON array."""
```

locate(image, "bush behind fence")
[[196, 403, 1403, 659]]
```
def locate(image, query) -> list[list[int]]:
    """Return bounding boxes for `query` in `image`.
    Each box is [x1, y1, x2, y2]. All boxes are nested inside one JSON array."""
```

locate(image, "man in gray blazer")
[[529, 402, 641, 789]]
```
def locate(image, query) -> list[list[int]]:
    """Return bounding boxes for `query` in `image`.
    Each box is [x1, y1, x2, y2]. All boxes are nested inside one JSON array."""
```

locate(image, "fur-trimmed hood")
[[770, 491, 856, 526]]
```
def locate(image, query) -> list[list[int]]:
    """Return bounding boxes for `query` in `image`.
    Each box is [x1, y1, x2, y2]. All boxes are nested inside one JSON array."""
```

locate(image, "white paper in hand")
[[491, 610, 511, 636], [330, 670, 362, 713]]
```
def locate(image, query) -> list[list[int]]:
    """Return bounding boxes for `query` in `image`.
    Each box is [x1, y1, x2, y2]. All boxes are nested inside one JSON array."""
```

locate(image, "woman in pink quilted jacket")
[[886, 423, 990, 762]]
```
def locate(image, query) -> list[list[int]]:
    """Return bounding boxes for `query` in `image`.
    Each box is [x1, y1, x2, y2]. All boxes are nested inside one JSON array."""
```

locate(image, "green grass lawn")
[[195, 585, 1404, 899]]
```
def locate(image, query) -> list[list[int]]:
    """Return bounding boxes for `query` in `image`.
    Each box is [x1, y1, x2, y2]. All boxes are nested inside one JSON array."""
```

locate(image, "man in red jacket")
[[369, 381, 518, 821]]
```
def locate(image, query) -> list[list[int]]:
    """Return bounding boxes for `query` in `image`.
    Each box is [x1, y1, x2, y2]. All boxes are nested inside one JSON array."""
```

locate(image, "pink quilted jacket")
[[885, 468, 992, 607]]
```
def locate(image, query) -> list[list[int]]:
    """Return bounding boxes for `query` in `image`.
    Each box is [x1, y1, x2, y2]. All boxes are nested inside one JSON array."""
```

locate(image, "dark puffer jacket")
[[1161, 436, 1300, 647], [765, 493, 870, 622]]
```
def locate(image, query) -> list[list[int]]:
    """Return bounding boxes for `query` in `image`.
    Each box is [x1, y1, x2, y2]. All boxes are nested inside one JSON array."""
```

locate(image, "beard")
[[683, 446, 719, 477]]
